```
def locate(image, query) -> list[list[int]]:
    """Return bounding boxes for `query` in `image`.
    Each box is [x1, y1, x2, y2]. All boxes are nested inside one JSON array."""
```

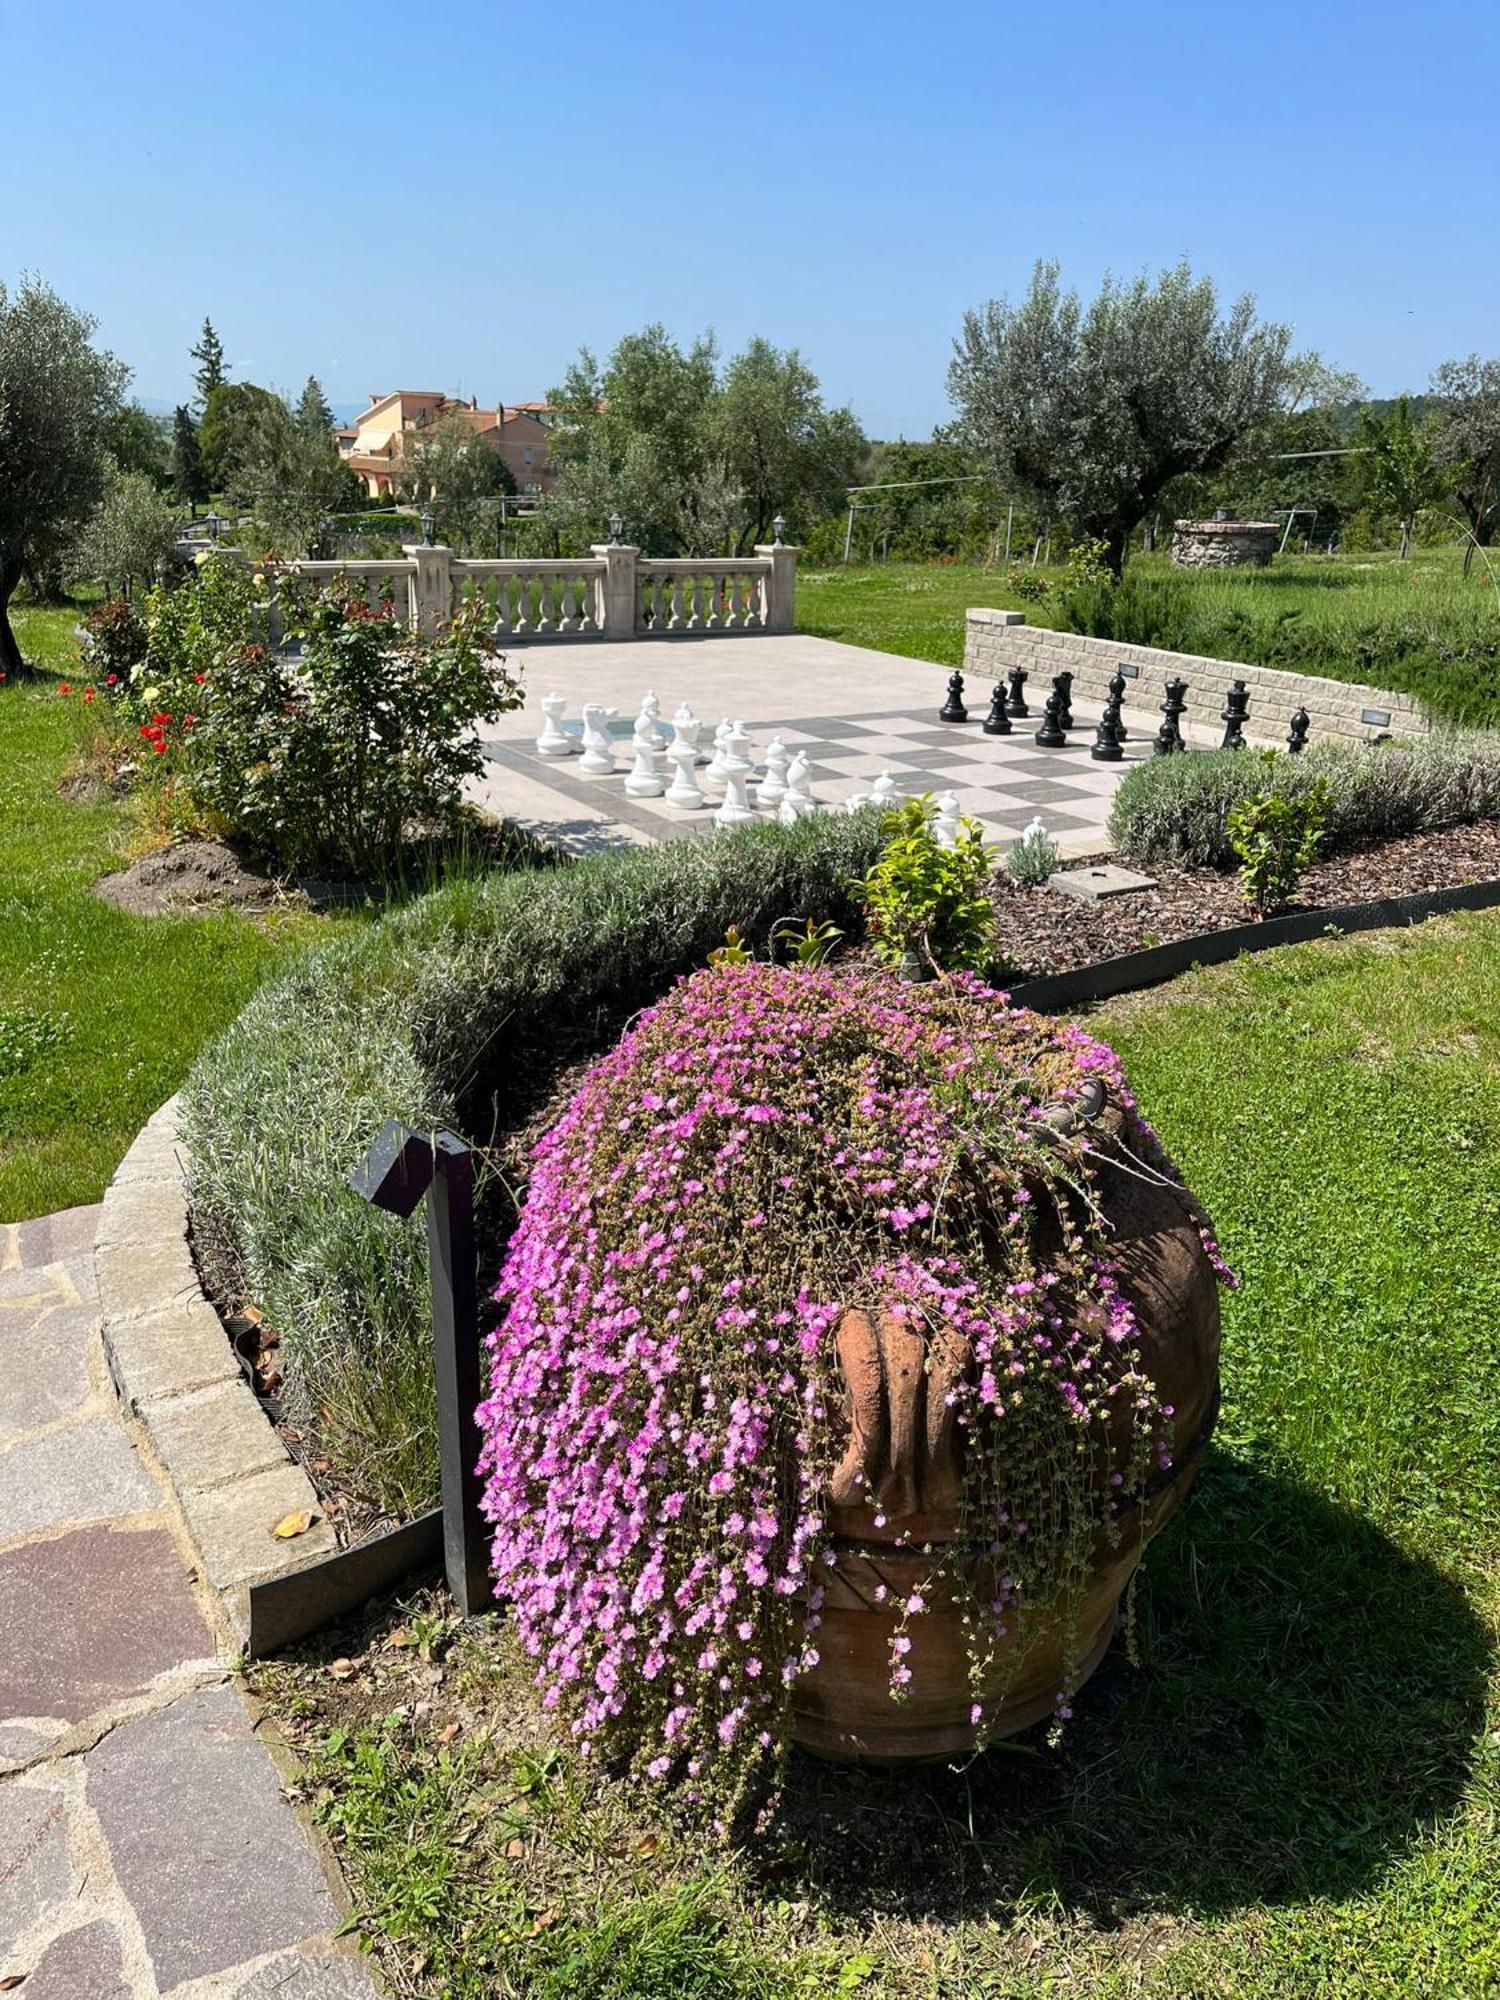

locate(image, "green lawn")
[[798, 548, 1500, 724], [0, 606, 322, 1219], [273, 913, 1500, 1998]]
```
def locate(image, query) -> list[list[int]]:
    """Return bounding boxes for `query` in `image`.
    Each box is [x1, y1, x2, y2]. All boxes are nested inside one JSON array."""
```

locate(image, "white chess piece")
[[536, 691, 577, 758], [778, 795, 800, 827], [635, 690, 668, 751], [869, 771, 899, 807], [672, 702, 706, 764], [579, 704, 617, 775], [783, 751, 817, 819], [713, 723, 759, 827], [624, 738, 665, 797], [664, 733, 707, 808], [843, 792, 870, 816], [759, 739, 790, 807], [932, 791, 961, 849], [706, 720, 733, 783], [1021, 814, 1048, 846]]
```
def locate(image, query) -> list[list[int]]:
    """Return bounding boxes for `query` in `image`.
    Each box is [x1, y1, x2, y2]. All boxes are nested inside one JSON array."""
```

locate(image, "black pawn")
[[1220, 678, 1250, 751], [1153, 676, 1188, 757], [1108, 667, 1129, 742], [982, 681, 1012, 735], [1287, 707, 1311, 755], [1090, 706, 1122, 762], [1005, 666, 1029, 718], [1054, 671, 1075, 731], [940, 672, 968, 724], [1034, 689, 1067, 748]]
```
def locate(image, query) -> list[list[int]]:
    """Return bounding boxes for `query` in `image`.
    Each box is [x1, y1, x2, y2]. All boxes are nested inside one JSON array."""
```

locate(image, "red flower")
[[182, 714, 198, 730], [105, 672, 118, 686], [58, 682, 72, 696], [84, 688, 96, 704], [152, 741, 167, 756], [193, 672, 207, 684]]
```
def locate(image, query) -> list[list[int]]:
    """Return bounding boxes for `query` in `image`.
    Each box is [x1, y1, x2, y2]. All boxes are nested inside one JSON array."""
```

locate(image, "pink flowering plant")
[[477, 962, 1230, 1817]]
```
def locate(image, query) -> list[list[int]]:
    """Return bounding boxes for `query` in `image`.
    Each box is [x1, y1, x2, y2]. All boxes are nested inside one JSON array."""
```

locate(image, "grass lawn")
[[0, 606, 326, 1220], [798, 548, 1500, 724], [264, 912, 1500, 1998]]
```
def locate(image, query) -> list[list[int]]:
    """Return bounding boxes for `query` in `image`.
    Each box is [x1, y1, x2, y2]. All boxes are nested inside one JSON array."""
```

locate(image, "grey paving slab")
[[178, 1461, 336, 1590], [86, 1684, 338, 1991], [216, 1949, 385, 1998], [0, 1418, 157, 1539], [140, 1379, 290, 1495], [11, 1919, 131, 1999], [0, 1525, 213, 1725], [0, 1776, 72, 1954], [0, 1304, 92, 1434], [14, 1204, 102, 1271]]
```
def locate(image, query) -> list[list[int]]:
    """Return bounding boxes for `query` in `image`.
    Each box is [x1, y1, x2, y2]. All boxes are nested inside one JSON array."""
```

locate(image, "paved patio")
[[468, 633, 1216, 857], [0, 1208, 379, 1999]]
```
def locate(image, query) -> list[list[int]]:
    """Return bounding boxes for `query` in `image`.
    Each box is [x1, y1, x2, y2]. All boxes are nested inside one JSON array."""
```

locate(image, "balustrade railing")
[[451, 559, 603, 639], [635, 559, 770, 634]]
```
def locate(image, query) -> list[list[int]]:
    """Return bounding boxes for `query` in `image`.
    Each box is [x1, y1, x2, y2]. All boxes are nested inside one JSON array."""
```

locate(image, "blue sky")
[[7, 0, 1496, 437]]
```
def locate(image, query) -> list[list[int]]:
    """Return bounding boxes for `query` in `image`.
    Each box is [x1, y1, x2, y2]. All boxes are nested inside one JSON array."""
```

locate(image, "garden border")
[[99, 870, 1500, 1653]]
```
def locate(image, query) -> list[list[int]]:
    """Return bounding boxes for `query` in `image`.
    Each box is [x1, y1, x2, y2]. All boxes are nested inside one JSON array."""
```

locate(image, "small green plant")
[[1004, 564, 1052, 602], [853, 797, 996, 975], [1006, 815, 1061, 887], [707, 924, 753, 967], [1062, 535, 1112, 589], [1227, 753, 1330, 915], [771, 915, 844, 967]]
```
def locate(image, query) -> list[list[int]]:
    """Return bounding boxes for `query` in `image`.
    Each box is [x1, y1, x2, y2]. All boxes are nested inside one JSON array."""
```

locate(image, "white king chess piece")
[[579, 704, 617, 775], [759, 738, 790, 808], [536, 691, 577, 758], [664, 732, 707, 809], [713, 721, 760, 827], [932, 791, 961, 849], [782, 750, 817, 820]]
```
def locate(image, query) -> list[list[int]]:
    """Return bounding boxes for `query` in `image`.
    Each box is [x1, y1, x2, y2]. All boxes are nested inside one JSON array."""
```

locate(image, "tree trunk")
[[0, 560, 29, 678], [1104, 525, 1128, 578]]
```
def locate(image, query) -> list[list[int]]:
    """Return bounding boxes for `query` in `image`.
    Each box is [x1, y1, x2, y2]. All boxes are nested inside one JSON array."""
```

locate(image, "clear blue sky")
[[7, 0, 1496, 437]]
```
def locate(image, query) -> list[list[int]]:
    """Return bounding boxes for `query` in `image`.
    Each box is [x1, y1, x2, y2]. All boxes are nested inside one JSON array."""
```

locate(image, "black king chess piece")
[[940, 671, 968, 724], [1153, 676, 1188, 756], [1054, 670, 1075, 731], [1005, 665, 1029, 718], [982, 681, 1012, 735], [1034, 687, 1068, 749], [1091, 685, 1124, 762], [1220, 678, 1251, 750], [1286, 707, 1311, 754]]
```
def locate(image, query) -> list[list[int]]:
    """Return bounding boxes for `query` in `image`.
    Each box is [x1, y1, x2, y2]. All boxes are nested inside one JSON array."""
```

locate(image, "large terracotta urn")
[[789, 1088, 1222, 1763]]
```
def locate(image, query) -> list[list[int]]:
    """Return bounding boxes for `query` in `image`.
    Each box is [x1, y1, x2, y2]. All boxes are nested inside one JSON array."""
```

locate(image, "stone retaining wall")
[[963, 609, 1430, 748], [1172, 519, 1279, 568]]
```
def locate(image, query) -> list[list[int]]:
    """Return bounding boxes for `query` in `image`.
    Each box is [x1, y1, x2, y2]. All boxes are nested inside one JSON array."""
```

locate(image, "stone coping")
[[95, 1098, 337, 1645]]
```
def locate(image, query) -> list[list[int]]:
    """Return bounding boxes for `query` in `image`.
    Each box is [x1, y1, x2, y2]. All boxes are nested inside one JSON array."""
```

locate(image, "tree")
[[190, 318, 227, 402], [227, 396, 360, 555], [295, 374, 335, 439], [394, 410, 514, 553], [171, 404, 208, 512], [102, 402, 171, 486], [197, 380, 282, 490], [71, 464, 179, 597], [1431, 356, 1500, 570], [0, 276, 127, 674], [715, 338, 864, 550], [1358, 395, 1443, 558], [948, 260, 1292, 573]]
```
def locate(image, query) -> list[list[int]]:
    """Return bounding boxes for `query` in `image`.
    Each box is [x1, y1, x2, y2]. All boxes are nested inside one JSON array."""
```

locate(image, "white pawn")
[[579, 704, 617, 775], [536, 691, 576, 758], [784, 751, 817, 819], [843, 792, 870, 815], [778, 795, 800, 827], [933, 791, 961, 849], [759, 739, 790, 807], [664, 733, 706, 808], [635, 690, 668, 751], [869, 771, 900, 807], [706, 720, 733, 783], [672, 702, 706, 764], [714, 723, 759, 827], [1022, 814, 1048, 846], [625, 738, 665, 797]]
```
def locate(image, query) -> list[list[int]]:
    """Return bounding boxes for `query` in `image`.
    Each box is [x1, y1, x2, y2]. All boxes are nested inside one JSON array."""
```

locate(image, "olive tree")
[[1431, 356, 1500, 569], [71, 464, 180, 597], [0, 277, 128, 674], [228, 396, 360, 556], [394, 410, 515, 553], [948, 260, 1291, 573]]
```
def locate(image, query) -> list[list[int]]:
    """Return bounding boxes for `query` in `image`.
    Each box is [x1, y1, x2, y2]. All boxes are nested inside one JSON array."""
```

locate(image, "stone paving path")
[[0, 1206, 380, 1998]]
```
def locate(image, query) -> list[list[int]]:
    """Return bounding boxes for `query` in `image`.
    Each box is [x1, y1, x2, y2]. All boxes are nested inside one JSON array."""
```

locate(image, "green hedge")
[[181, 814, 883, 1517], [1108, 732, 1500, 871]]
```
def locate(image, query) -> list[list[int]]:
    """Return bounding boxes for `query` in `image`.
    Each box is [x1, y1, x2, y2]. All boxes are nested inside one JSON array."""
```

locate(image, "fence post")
[[590, 541, 638, 637], [402, 543, 453, 637], [753, 540, 798, 634]]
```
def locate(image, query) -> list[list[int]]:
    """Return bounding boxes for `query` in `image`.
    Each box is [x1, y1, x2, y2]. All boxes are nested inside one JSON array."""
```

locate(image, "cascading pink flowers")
[[476, 963, 1229, 1809]]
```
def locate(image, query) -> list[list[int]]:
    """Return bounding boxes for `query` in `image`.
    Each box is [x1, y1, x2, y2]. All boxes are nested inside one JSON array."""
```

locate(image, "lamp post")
[[772, 513, 786, 546], [349, 1121, 489, 1617], [609, 510, 624, 545], [205, 509, 221, 543], [420, 502, 436, 546]]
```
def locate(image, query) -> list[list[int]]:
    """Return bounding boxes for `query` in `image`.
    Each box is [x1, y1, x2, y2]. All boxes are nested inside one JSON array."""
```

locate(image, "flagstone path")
[[0, 1205, 380, 1998]]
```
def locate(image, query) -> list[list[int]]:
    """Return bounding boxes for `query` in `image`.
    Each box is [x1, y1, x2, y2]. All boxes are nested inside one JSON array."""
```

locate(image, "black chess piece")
[[1034, 689, 1067, 748], [940, 671, 968, 724], [1090, 705, 1123, 762], [1005, 666, 1029, 718], [1153, 676, 1188, 756], [1109, 667, 1129, 742], [1054, 671, 1074, 731], [982, 681, 1012, 735], [1220, 678, 1250, 751], [1286, 707, 1311, 755]]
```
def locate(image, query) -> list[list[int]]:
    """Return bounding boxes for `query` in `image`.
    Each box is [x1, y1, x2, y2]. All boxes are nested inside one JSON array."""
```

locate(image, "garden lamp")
[[205, 509, 221, 542], [420, 503, 436, 546], [772, 514, 786, 545], [609, 510, 624, 545], [349, 1120, 490, 1617]]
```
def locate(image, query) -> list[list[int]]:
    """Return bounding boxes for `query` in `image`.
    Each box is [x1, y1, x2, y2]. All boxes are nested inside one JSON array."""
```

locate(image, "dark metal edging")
[[1008, 877, 1500, 1013], [246, 1507, 444, 1658]]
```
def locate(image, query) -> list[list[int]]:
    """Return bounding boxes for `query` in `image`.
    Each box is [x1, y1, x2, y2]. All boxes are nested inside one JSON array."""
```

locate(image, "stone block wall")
[[963, 609, 1430, 748], [1171, 519, 1280, 568]]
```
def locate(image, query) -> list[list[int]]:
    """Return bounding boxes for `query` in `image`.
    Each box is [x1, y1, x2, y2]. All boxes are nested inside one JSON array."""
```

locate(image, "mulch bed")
[[990, 819, 1500, 982]]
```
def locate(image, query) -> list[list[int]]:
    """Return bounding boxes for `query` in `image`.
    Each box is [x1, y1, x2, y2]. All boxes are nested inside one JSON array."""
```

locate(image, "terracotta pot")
[[788, 1092, 1222, 1763]]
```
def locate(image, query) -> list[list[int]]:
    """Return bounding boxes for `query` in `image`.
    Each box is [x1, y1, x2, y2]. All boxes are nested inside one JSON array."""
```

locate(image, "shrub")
[[1109, 731, 1500, 870], [1006, 815, 1061, 886], [1226, 755, 1330, 914], [78, 597, 148, 687], [181, 814, 885, 1517], [853, 797, 995, 974]]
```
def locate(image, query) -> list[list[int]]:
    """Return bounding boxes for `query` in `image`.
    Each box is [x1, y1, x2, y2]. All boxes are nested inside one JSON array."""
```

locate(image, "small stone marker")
[[1049, 863, 1158, 903]]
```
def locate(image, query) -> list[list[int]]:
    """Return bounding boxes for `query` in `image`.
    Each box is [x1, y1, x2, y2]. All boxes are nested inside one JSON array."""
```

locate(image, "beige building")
[[339, 390, 556, 500]]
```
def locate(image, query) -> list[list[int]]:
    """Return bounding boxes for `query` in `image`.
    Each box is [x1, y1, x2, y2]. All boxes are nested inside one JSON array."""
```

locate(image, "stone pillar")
[[754, 542, 798, 634], [590, 542, 639, 638], [402, 543, 453, 638]]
